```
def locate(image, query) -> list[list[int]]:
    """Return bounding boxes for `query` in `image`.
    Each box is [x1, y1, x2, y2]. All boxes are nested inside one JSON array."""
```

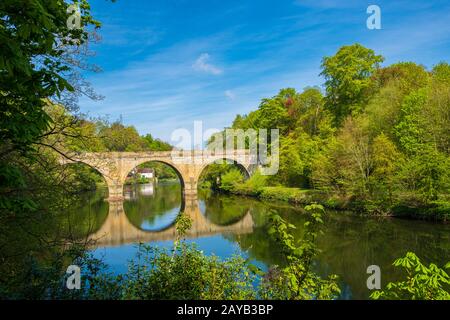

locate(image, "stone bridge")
[[89, 197, 255, 246], [61, 150, 256, 200]]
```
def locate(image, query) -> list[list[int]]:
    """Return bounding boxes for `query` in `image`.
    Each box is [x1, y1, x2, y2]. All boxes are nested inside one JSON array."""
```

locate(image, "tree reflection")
[[124, 182, 182, 231]]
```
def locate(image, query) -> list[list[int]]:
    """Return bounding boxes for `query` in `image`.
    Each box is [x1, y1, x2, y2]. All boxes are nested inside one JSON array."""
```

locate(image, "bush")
[[371, 252, 450, 300], [260, 204, 341, 299], [233, 170, 268, 196], [219, 168, 244, 192], [122, 244, 256, 300], [124, 176, 150, 185]]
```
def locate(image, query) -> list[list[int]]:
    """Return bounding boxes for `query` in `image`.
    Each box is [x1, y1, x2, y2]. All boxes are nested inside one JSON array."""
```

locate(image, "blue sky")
[[80, 0, 450, 147]]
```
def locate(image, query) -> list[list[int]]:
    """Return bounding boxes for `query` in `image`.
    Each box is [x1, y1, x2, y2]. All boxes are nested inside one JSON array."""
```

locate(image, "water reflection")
[[88, 182, 254, 247], [78, 182, 450, 299], [67, 189, 109, 238], [123, 182, 181, 231], [199, 192, 253, 226]]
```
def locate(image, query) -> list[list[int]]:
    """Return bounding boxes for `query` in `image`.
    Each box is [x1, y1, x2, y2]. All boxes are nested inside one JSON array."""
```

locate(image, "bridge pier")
[[183, 185, 198, 200], [183, 193, 198, 210], [107, 181, 125, 201]]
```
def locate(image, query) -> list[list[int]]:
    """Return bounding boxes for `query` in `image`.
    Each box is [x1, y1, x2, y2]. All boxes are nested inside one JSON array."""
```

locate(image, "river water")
[[75, 181, 450, 299]]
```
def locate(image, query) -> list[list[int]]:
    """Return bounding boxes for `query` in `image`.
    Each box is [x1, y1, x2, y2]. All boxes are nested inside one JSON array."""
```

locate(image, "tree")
[[291, 87, 333, 137], [365, 63, 430, 142], [398, 147, 449, 202], [371, 133, 402, 204], [432, 62, 450, 85], [394, 89, 427, 155], [0, 0, 105, 250], [0, 0, 103, 154], [311, 139, 341, 193], [142, 133, 172, 151], [254, 89, 293, 135], [99, 122, 146, 152], [276, 135, 306, 187], [0, 1, 107, 270], [321, 44, 384, 125], [372, 62, 429, 94], [426, 66, 450, 154], [393, 87, 449, 203], [336, 116, 372, 197]]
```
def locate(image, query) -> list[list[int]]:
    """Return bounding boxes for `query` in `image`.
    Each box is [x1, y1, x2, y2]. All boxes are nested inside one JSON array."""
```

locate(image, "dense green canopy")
[[210, 44, 449, 217]]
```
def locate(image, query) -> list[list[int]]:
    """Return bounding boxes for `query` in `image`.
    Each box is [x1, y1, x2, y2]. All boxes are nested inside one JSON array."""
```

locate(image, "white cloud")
[[224, 90, 236, 100], [192, 53, 223, 75]]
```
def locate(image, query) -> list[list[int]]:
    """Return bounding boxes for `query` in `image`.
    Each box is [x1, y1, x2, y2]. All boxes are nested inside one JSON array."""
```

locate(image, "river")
[[73, 181, 450, 299]]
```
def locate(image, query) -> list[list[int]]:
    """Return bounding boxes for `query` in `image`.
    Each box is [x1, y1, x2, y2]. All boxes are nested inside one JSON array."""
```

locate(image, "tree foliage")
[[215, 44, 449, 218], [320, 43, 384, 125]]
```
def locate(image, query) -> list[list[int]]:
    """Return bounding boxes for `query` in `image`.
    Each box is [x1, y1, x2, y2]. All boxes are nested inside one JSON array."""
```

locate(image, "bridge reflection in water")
[[89, 196, 255, 247]]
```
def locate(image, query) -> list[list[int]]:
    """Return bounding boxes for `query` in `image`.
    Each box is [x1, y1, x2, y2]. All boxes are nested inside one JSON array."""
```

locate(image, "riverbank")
[[225, 184, 449, 222]]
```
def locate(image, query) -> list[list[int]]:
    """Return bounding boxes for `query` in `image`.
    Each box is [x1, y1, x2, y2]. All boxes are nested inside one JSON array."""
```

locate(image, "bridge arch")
[[122, 159, 185, 193], [196, 157, 251, 186], [122, 160, 184, 232]]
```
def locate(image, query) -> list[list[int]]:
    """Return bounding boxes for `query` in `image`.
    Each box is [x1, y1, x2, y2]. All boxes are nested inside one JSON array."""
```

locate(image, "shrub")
[[122, 244, 256, 300], [259, 204, 341, 299], [219, 168, 244, 192], [233, 170, 268, 196], [370, 252, 450, 300]]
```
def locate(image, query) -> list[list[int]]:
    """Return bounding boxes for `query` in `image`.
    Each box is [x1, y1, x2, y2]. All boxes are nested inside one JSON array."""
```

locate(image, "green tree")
[[99, 122, 146, 152], [0, 0, 114, 298], [394, 89, 427, 154], [321, 44, 384, 125], [290, 87, 328, 136], [431, 61, 450, 85], [276, 135, 306, 186], [0, 0, 103, 153], [366, 63, 430, 141], [372, 62, 429, 94], [142, 133, 172, 151], [426, 68, 450, 154], [371, 133, 402, 204], [254, 89, 294, 134], [397, 147, 449, 202], [336, 116, 372, 197]]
